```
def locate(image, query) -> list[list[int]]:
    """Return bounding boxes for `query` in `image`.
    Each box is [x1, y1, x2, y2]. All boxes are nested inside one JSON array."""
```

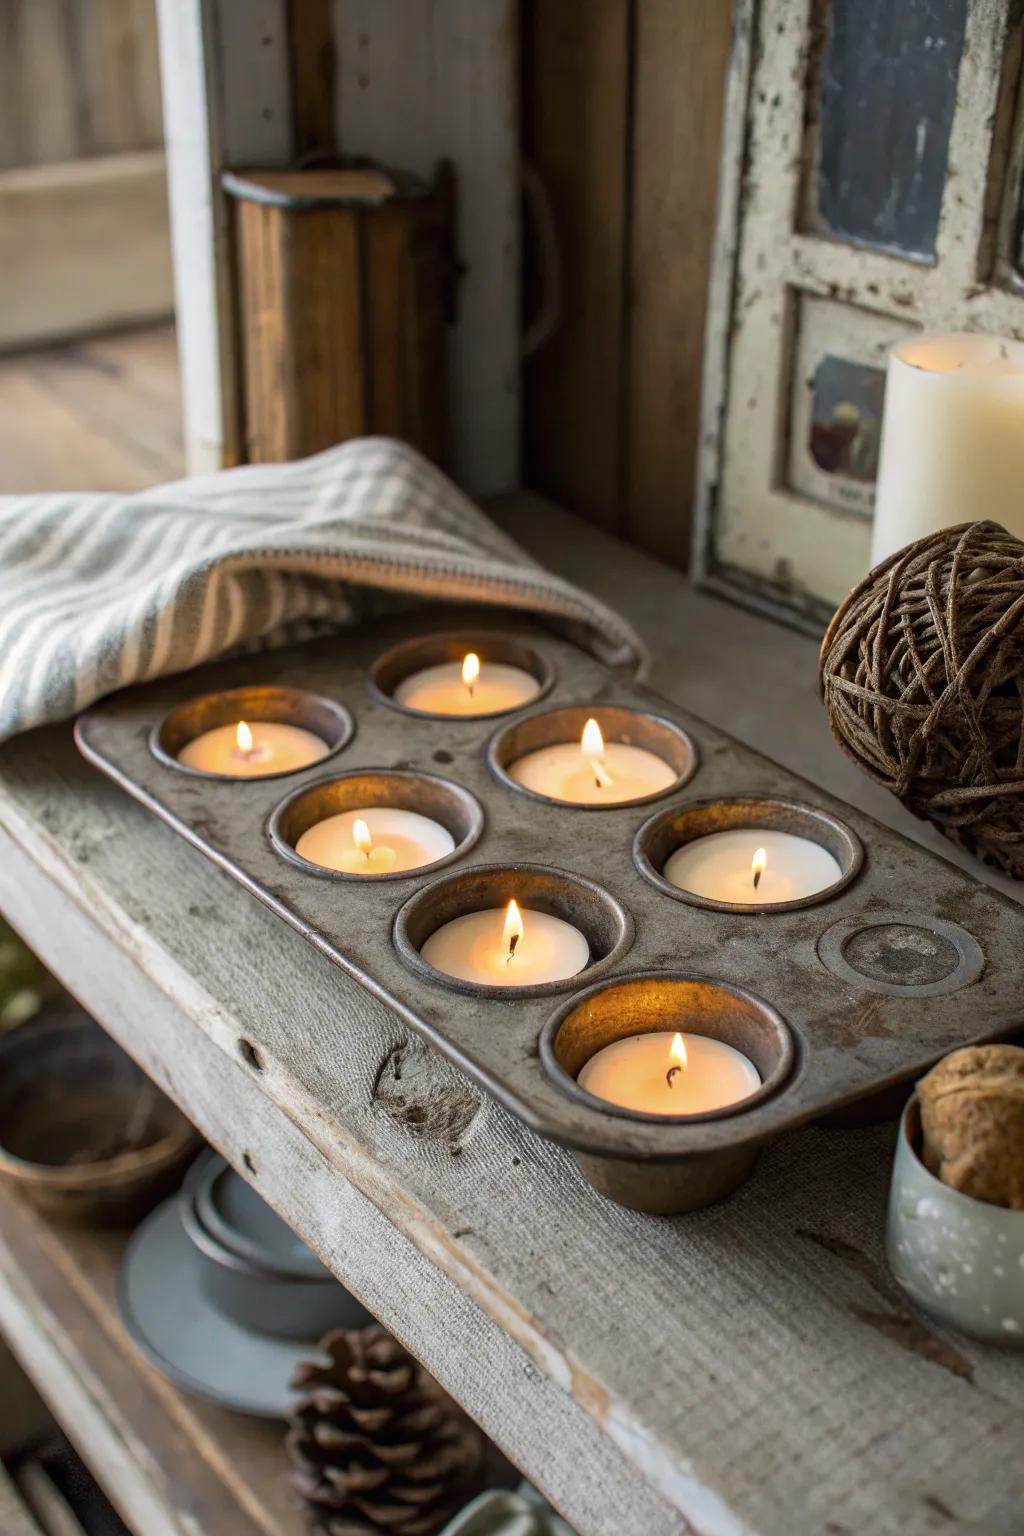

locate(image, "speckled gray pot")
[[887, 1096, 1024, 1347]]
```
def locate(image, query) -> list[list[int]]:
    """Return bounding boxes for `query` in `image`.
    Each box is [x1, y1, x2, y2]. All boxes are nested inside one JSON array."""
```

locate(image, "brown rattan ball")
[[819, 521, 1024, 878]]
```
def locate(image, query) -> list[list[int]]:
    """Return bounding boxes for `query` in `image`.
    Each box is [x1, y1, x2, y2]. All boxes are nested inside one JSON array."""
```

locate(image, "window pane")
[[817, 0, 967, 260]]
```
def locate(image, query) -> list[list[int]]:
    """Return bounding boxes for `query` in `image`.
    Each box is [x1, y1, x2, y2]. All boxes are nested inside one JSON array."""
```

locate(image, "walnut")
[[918, 1045, 1024, 1210]]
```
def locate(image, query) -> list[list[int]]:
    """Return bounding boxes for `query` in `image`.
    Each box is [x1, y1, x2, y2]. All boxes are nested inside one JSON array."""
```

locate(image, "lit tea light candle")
[[664, 830, 842, 905], [295, 808, 454, 875], [578, 1030, 761, 1116], [394, 651, 540, 716], [178, 718, 329, 778], [420, 898, 589, 987], [509, 717, 676, 805]]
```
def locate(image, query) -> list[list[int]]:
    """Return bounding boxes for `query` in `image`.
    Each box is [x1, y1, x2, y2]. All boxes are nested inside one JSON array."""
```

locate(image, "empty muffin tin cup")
[[268, 769, 484, 880], [488, 704, 698, 809], [369, 630, 554, 719], [541, 973, 796, 1214], [151, 685, 353, 780], [393, 863, 634, 998], [635, 795, 863, 913]]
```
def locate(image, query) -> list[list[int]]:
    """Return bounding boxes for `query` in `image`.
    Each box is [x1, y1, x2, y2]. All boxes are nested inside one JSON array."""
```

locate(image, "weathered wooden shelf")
[[0, 1182, 299, 1536], [1, 494, 1023, 1536]]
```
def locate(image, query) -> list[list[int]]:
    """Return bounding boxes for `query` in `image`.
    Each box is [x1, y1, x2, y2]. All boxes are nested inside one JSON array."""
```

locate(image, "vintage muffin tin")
[[75, 611, 1024, 1214]]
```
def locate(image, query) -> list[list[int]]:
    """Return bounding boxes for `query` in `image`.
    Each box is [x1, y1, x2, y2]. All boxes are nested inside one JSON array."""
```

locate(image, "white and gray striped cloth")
[[0, 437, 644, 744]]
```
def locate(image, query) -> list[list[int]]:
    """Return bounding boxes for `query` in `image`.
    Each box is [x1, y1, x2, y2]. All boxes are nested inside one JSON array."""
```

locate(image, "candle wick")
[[752, 867, 762, 891], [666, 1065, 681, 1089], [506, 933, 519, 964]]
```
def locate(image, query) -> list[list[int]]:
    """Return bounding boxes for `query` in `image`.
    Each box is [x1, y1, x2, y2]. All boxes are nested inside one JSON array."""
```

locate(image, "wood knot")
[[371, 1037, 481, 1155]]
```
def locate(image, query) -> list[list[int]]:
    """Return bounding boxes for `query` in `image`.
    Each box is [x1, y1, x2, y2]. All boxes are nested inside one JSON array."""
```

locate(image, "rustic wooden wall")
[[522, 0, 734, 569], [0, 0, 163, 171]]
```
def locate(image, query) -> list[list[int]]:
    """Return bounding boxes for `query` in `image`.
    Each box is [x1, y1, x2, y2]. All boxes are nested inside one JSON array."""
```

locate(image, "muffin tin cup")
[[394, 863, 634, 999], [488, 703, 698, 810], [268, 768, 484, 881], [540, 972, 796, 1212], [75, 612, 1021, 1201], [369, 630, 554, 720], [634, 794, 863, 914], [151, 684, 353, 782]]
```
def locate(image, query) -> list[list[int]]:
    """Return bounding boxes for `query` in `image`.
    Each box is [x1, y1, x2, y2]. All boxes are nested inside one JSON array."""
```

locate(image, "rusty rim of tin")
[[266, 768, 484, 883], [393, 861, 634, 999], [150, 685, 354, 783], [634, 794, 863, 914], [540, 971, 797, 1126], [487, 703, 699, 811], [367, 630, 555, 722]]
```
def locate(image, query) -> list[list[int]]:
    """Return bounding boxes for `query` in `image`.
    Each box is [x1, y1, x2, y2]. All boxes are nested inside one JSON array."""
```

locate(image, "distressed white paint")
[[331, 0, 521, 495], [695, 0, 1022, 627], [155, 0, 292, 475]]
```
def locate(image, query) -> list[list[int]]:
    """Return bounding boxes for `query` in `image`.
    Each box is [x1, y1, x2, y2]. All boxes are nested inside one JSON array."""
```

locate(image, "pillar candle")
[[870, 333, 1024, 567]]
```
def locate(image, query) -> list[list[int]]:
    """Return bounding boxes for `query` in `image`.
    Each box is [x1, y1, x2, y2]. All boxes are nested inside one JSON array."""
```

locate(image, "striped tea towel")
[[0, 437, 645, 744]]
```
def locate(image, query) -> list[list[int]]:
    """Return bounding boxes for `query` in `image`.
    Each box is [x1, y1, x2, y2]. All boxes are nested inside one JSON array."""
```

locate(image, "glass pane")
[[817, 0, 967, 260], [809, 356, 885, 483]]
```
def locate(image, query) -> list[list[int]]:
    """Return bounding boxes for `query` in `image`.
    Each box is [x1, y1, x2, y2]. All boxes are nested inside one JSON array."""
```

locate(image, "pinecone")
[[286, 1326, 485, 1536]]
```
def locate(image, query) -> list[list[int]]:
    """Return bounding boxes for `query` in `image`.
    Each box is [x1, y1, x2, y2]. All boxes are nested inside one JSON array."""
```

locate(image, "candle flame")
[[752, 846, 767, 891], [666, 1031, 688, 1090], [236, 720, 254, 753], [352, 818, 373, 856], [502, 898, 524, 961], [581, 717, 615, 789], [462, 652, 480, 693]]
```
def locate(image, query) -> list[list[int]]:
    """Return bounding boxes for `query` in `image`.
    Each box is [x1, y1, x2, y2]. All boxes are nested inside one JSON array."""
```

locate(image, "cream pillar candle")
[[870, 333, 1024, 567], [509, 718, 676, 805], [420, 899, 589, 987], [178, 719, 329, 777], [394, 651, 540, 716], [295, 808, 455, 875], [578, 1031, 761, 1116], [664, 829, 841, 905]]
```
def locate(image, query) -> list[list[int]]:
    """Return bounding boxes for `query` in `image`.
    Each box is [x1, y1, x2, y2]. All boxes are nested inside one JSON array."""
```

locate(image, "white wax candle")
[[178, 720, 329, 777], [578, 1031, 761, 1116], [664, 828, 842, 905], [420, 902, 589, 987], [509, 718, 676, 804], [871, 333, 1024, 566], [295, 807, 455, 875], [394, 655, 540, 716]]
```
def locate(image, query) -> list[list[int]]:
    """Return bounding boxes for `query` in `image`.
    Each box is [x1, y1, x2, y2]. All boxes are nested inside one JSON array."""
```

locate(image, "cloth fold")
[[0, 438, 645, 743]]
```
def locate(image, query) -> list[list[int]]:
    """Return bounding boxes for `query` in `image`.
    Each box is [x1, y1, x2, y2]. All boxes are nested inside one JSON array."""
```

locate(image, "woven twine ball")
[[819, 520, 1024, 878]]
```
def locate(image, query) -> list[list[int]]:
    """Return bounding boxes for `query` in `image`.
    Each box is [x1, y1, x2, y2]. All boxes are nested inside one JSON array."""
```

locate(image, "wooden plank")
[[0, 326, 182, 494], [0, 151, 172, 352], [330, 0, 520, 496], [521, 0, 631, 532], [2, 498, 1024, 1535], [0, 1185, 297, 1536], [288, 0, 336, 157], [156, 0, 293, 475], [622, 0, 733, 570]]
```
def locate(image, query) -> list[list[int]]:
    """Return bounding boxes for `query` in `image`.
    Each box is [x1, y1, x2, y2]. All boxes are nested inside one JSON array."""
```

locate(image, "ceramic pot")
[[179, 1156, 370, 1340], [0, 1004, 198, 1223], [886, 1095, 1024, 1347]]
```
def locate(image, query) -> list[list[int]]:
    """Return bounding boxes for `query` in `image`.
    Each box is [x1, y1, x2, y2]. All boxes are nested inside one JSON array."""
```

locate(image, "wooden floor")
[[0, 326, 183, 494]]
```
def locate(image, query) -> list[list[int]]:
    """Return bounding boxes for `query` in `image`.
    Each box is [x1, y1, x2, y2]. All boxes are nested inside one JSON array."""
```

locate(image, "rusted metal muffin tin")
[[75, 611, 1024, 1215]]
